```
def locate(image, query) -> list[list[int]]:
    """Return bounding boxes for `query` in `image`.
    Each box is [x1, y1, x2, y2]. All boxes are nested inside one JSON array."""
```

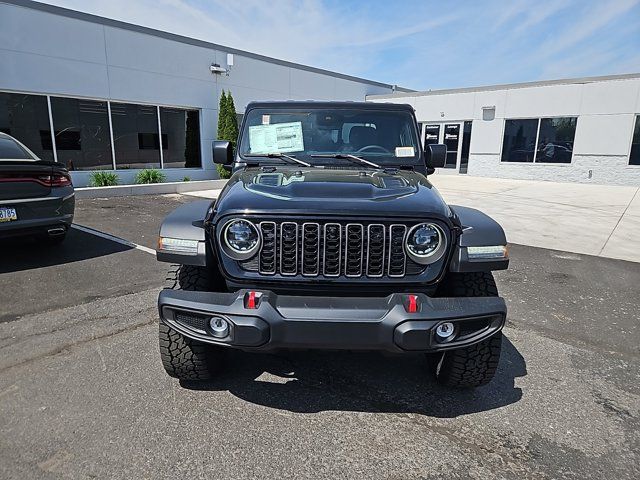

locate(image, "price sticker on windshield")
[[395, 146, 415, 157]]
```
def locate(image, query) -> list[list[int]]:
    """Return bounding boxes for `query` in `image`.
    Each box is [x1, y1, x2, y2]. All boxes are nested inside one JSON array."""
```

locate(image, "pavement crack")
[[0, 318, 156, 374]]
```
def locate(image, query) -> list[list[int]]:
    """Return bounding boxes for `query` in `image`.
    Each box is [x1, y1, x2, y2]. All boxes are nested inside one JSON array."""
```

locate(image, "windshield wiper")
[[244, 153, 312, 167], [310, 153, 381, 169]]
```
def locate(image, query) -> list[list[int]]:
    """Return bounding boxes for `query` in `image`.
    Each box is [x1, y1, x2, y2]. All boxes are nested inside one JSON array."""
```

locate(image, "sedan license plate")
[[0, 207, 18, 223]]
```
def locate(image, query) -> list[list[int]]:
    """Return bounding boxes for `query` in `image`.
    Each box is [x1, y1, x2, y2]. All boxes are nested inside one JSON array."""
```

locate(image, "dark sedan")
[[0, 132, 74, 244]]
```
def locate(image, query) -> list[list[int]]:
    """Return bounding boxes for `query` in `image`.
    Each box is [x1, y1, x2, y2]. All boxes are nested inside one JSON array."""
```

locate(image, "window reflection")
[[159, 108, 201, 168], [50, 97, 112, 171], [111, 103, 161, 169], [0, 92, 54, 161], [630, 116, 640, 166], [535, 117, 576, 164], [501, 119, 538, 163]]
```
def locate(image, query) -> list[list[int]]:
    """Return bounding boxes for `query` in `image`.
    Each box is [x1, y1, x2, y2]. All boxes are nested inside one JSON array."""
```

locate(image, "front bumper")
[[158, 289, 506, 353]]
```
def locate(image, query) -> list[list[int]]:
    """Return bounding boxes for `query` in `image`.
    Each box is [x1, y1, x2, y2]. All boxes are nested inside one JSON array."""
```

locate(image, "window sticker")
[[262, 114, 270, 125], [395, 146, 415, 157], [249, 121, 305, 154]]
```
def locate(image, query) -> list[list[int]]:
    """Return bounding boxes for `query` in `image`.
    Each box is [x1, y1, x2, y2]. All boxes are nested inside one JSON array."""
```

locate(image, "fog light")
[[209, 316, 230, 338], [435, 322, 455, 341]]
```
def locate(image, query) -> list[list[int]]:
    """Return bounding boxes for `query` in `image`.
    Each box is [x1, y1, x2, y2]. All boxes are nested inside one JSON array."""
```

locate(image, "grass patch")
[[135, 169, 167, 184], [89, 171, 119, 187]]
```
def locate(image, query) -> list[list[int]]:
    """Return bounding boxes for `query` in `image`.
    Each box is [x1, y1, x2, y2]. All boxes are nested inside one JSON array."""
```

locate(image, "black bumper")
[[158, 289, 506, 353]]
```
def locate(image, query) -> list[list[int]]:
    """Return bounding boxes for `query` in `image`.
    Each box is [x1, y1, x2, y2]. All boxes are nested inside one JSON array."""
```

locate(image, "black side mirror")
[[425, 143, 447, 174], [213, 140, 233, 166]]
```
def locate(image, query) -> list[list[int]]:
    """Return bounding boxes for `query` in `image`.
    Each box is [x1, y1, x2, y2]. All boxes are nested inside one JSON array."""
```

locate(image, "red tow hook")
[[406, 294, 419, 313], [244, 291, 261, 309]]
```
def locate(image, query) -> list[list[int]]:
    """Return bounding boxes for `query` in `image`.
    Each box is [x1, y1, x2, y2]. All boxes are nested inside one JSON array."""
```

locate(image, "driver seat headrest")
[[349, 126, 378, 149]]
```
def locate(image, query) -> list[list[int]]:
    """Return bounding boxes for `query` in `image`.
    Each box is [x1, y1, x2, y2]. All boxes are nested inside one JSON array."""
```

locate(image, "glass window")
[[50, 97, 113, 171], [443, 124, 460, 168], [630, 116, 640, 166], [238, 107, 420, 166], [159, 107, 201, 168], [0, 92, 53, 161], [501, 119, 538, 162], [535, 117, 576, 163], [111, 103, 161, 169], [424, 125, 440, 148], [0, 136, 32, 159]]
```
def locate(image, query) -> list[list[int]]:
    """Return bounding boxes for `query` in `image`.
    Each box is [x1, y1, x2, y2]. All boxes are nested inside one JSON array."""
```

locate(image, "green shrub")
[[182, 176, 191, 182], [89, 171, 119, 187], [135, 169, 167, 184]]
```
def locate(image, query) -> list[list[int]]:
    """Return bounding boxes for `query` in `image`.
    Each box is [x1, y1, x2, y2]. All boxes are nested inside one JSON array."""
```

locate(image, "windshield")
[[238, 107, 420, 165]]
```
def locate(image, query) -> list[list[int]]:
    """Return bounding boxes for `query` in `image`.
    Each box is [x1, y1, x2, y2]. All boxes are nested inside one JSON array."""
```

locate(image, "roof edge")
[[4, 0, 415, 93], [366, 73, 640, 99]]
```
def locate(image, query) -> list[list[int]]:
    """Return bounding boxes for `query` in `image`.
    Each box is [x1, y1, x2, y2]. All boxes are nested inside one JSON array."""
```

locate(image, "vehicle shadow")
[[182, 335, 526, 418], [0, 227, 132, 274]]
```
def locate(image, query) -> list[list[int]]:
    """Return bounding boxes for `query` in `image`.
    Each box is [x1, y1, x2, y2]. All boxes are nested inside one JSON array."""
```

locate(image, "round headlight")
[[405, 223, 446, 264], [221, 219, 261, 260]]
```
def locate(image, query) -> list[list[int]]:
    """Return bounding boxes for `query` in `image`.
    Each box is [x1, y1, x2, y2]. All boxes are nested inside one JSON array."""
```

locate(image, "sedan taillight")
[[37, 173, 72, 187]]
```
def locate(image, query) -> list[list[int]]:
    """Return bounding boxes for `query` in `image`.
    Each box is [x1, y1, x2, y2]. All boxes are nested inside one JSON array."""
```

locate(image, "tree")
[[216, 90, 239, 179]]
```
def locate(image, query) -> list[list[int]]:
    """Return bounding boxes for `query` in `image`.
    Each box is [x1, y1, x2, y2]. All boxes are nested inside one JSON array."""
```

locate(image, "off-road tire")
[[431, 272, 502, 388], [159, 265, 224, 381]]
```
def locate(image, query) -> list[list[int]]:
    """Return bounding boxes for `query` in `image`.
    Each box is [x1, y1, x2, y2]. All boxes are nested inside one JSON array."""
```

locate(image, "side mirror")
[[213, 140, 233, 166], [425, 143, 447, 172]]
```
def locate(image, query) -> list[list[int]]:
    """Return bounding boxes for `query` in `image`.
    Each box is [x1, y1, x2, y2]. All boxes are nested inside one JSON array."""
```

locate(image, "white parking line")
[[71, 224, 157, 256]]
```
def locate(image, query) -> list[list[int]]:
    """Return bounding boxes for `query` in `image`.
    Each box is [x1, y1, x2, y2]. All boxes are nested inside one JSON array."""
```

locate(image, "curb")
[[75, 180, 228, 199]]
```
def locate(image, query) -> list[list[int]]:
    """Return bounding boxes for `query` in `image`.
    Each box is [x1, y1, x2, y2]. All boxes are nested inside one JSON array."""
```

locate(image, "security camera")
[[210, 64, 227, 74]]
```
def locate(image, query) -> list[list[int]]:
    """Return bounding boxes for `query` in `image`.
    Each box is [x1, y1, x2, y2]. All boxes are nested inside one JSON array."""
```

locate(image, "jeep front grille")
[[253, 220, 422, 279]]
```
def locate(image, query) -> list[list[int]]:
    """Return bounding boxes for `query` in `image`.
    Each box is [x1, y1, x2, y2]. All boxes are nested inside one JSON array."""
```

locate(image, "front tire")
[[159, 265, 224, 381], [431, 272, 503, 388]]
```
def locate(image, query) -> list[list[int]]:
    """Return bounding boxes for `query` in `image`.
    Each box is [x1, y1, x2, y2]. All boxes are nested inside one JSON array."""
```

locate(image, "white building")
[[0, 0, 407, 186], [368, 74, 640, 186]]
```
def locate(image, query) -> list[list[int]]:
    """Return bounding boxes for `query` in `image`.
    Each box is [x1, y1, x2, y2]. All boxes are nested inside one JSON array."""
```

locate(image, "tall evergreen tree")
[[225, 90, 239, 152], [216, 90, 231, 179]]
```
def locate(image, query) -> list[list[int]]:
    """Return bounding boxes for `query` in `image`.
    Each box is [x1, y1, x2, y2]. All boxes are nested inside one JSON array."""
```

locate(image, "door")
[[421, 121, 472, 172]]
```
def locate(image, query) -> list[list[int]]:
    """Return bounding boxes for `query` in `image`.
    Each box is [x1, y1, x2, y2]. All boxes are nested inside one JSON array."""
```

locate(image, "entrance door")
[[421, 121, 472, 173]]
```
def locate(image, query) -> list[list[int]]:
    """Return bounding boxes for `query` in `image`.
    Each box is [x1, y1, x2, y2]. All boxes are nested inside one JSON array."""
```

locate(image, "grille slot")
[[259, 222, 277, 274], [302, 223, 320, 276], [366, 224, 386, 277], [323, 223, 342, 277], [345, 224, 364, 277], [388, 225, 407, 277], [280, 222, 298, 275]]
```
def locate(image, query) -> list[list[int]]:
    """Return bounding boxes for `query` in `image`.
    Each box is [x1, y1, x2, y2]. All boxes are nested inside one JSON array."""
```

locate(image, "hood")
[[213, 167, 452, 220]]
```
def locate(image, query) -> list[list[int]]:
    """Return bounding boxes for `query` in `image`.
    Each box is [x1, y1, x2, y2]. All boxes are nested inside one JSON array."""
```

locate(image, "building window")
[[50, 97, 113, 171], [0, 92, 54, 161], [501, 119, 538, 163], [536, 117, 576, 163], [159, 107, 201, 168], [630, 116, 640, 166], [502, 117, 576, 164], [111, 103, 161, 169]]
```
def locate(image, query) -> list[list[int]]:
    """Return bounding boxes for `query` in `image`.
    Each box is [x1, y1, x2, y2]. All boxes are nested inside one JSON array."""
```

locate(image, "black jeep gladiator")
[[156, 101, 509, 388]]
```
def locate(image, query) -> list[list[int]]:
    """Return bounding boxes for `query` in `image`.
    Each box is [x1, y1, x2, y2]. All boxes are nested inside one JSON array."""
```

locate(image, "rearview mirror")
[[425, 143, 447, 172], [213, 140, 233, 166]]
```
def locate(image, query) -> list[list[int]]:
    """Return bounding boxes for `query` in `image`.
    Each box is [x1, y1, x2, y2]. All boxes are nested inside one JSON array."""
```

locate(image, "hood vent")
[[255, 173, 283, 187], [381, 177, 408, 189]]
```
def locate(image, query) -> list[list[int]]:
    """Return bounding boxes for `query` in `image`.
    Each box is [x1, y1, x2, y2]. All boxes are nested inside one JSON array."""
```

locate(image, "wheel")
[[430, 272, 502, 388], [159, 265, 224, 381]]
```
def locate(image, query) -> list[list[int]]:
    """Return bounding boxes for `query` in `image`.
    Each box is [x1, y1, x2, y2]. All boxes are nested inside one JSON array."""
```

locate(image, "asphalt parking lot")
[[0, 194, 638, 479]]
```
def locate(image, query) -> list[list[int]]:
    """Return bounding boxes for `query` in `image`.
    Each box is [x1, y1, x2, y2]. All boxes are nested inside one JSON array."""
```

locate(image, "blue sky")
[[44, 0, 640, 90]]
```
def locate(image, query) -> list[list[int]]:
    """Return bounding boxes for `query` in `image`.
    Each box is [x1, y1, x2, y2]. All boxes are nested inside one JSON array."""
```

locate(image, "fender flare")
[[157, 200, 212, 266], [448, 205, 509, 272]]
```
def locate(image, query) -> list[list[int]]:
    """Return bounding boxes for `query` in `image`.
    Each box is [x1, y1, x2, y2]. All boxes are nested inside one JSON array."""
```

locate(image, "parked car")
[[0, 132, 74, 244], [155, 101, 509, 388]]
